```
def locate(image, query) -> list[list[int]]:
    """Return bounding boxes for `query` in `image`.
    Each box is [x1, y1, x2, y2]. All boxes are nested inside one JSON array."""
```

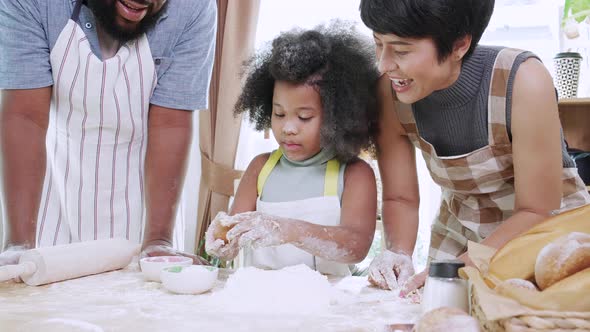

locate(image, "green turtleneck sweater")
[[260, 149, 346, 203]]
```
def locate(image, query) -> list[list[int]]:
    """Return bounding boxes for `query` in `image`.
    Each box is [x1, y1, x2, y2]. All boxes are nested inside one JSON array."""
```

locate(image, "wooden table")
[[0, 261, 420, 332], [558, 98, 590, 152]]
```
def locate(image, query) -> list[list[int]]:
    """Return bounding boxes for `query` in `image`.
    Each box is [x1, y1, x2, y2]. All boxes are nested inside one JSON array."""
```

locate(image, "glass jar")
[[421, 260, 469, 314]]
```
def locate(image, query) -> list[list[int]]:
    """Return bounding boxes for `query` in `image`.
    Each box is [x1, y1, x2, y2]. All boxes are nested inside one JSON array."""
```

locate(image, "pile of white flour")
[[210, 264, 348, 315]]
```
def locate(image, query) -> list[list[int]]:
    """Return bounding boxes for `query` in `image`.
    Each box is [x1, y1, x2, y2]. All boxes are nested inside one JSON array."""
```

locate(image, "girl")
[[205, 22, 381, 276]]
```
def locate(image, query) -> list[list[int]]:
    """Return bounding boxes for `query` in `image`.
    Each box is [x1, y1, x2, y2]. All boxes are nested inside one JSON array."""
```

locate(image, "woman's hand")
[[368, 249, 414, 290], [399, 268, 428, 297]]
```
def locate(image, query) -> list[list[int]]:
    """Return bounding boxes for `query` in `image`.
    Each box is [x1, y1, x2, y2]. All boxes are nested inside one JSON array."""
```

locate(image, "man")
[[0, 0, 216, 265]]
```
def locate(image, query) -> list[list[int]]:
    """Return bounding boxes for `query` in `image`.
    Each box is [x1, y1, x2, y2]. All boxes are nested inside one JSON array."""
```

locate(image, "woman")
[[360, 0, 590, 295]]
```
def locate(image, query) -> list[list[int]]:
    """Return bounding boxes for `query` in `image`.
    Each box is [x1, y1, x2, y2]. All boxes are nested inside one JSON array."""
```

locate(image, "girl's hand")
[[205, 212, 242, 260], [226, 211, 288, 249]]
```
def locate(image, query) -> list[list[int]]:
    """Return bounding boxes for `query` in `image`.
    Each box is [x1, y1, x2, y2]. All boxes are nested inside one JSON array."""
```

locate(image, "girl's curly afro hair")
[[234, 21, 380, 162]]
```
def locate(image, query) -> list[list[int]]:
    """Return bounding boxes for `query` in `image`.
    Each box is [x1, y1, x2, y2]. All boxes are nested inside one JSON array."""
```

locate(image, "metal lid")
[[428, 259, 465, 278], [554, 52, 582, 59]]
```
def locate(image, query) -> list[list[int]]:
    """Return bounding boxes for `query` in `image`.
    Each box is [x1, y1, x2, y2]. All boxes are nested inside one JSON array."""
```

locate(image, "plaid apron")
[[395, 48, 590, 260]]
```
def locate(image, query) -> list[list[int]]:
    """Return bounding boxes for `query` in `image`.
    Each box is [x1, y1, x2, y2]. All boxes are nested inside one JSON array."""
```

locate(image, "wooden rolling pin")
[[0, 238, 140, 286]]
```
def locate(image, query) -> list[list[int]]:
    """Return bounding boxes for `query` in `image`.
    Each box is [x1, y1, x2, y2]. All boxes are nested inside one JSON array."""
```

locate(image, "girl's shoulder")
[[343, 157, 375, 181], [246, 152, 272, 175]]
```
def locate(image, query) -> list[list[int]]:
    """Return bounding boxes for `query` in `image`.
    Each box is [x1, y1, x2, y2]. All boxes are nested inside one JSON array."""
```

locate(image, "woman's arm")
[[376, 75, 421, 256], [366, 75, 421, 290]]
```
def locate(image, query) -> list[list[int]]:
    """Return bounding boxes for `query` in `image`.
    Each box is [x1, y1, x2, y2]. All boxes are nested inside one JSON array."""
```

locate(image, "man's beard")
[[86, 0, 168, 43]]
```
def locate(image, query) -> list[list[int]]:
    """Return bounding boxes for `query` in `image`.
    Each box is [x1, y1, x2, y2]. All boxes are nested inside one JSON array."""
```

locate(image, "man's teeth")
[[392, 78, 412, 87], [120, 0, 146, 11]]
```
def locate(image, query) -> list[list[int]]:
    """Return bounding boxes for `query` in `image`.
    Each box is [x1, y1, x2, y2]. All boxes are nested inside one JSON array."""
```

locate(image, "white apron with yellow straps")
[[242, 149, 351, 276]]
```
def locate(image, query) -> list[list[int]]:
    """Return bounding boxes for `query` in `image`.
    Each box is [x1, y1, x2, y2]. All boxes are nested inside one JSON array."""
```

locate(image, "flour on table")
[[1, 262, 421, 331], [19, 318, 105, 332], [210, 264, 347, 315]]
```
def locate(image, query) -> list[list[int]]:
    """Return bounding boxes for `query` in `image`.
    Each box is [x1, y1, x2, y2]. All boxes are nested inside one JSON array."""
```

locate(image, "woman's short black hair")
[[234, 21, 380, 162], [359, 0, 495, 61]]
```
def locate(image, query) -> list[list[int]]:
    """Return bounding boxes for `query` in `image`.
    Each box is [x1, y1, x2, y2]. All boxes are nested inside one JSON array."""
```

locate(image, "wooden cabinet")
[[558, 98, 590, 152]]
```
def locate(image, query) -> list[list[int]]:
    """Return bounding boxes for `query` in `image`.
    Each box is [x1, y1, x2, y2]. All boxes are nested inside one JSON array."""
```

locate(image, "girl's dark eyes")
[[273, 113, 312, 121]]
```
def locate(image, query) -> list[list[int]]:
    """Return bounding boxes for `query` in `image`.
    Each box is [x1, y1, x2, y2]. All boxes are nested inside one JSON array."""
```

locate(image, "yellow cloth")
[[461, 204, 590, 313], [487, 204, 590, 283]]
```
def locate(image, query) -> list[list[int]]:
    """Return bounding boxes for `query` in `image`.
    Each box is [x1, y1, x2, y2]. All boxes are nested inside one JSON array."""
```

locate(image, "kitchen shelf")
[[558, 98, 590, 152]]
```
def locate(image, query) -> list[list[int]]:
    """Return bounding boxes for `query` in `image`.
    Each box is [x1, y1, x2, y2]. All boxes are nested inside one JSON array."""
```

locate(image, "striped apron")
[[242, 149, 351, 276], [395, 48, 590, 260], [37, 0, 156, 246]]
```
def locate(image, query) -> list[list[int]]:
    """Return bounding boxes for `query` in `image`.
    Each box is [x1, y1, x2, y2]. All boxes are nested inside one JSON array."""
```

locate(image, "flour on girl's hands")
[[205, 212, 242, 260], [226, 212, 285, 249]]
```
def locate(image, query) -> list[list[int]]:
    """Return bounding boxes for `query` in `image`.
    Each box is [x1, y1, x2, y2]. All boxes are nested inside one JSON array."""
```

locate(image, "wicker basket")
[[469, 276, 590, 332]]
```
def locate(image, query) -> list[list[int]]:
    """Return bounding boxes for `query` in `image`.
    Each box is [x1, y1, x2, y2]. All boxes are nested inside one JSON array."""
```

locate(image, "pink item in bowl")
[[139, 256, 192, 282]]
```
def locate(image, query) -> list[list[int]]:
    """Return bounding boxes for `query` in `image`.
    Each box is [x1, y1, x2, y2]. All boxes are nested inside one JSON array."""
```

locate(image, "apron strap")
[[257, 149, 283, 195], [323, 159, 340, 197], [256, 149, 341, 197], [71, 0, 85, 22], [487, 48, 526, 146]]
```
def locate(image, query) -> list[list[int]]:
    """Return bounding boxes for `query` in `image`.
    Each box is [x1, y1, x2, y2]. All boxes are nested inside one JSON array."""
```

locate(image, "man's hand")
[[0, 245, 29, 282], [0, 245, 27, 266], [368, 249, 414, 290], [141, 241, 209, 265]]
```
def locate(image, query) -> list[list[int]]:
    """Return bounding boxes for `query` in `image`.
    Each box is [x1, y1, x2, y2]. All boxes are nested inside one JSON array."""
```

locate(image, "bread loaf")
[[488, 204, 590, 284], [494, 267, 590, 311], [414, 307, 480, 332], [494, 278, 538, 293], [534, 232, 590, 290]]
